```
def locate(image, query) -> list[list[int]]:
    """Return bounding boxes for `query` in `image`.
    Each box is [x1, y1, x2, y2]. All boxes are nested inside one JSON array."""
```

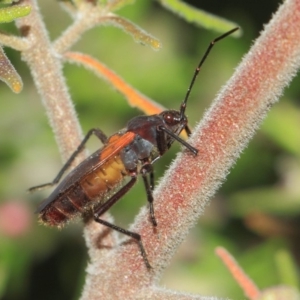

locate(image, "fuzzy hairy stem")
[[15, 0, 84, 163], [0, 33, 29, 51], [53, 2, 104, 54], [81, 0, 300, 299]]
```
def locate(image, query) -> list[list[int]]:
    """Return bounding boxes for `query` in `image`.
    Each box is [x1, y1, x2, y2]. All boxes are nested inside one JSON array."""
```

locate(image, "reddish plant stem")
[[81, 0, 300, 298]]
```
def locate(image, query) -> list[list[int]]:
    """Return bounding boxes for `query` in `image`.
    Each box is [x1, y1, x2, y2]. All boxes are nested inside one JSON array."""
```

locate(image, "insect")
[[30, 27, 239, 269]]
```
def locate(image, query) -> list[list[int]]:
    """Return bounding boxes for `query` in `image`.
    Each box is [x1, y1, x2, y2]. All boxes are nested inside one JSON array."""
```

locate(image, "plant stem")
[[15, 0, 84, 163], [80, 0, 300, 298]]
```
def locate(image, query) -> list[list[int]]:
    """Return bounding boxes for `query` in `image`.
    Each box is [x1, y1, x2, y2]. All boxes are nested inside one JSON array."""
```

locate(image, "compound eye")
[[163, 112, 174, 124]]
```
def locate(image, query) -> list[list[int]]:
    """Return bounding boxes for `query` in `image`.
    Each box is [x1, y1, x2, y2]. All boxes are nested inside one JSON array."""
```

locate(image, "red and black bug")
[[30, 27, 239, 269]]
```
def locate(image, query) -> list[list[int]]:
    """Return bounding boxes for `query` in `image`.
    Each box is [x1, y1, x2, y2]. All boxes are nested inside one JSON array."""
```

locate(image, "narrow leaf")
[[64, 51, 164, 114], [158, 0, 241, 36], [0, 5, 31, 23], [275, 250, 300, 288], [216, 247, 261, 300], [0, 46, 23, 93], [104, 15, 162, 50], [0, 0, 17, 4]]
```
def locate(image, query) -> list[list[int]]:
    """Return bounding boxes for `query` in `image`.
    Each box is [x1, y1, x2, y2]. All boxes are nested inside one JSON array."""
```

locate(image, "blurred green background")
[[0, 0, 299, 299]]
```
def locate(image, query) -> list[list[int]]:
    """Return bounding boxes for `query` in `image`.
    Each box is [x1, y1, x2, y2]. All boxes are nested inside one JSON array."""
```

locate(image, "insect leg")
[[158, 125, 198, 155], [95, 217, 151, 269], [149, 167, 155, 191], [93, 177, 152, 269], [94, 177, 137, 216], [184, 124, 192, 137], [29, 128, 108, 192], [156, 124, 168, 155], [140, 164, 157, 227]]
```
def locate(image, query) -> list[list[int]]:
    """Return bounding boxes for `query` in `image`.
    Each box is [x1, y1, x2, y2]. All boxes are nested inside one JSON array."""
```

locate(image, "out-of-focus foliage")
[[0, 4, 31, 23], [158, 0, 240, 35], [0, 3, 31, 92], [0, 0, 299, 299]]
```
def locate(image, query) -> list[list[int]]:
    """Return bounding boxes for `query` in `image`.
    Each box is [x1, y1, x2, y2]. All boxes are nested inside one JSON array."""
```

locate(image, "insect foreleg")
[[157, 126, 198, 155], [141, 164, 157, 227]]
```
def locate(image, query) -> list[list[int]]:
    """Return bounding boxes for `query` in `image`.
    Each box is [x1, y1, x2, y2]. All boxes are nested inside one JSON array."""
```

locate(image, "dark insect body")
[[30, 27, 239, 269]]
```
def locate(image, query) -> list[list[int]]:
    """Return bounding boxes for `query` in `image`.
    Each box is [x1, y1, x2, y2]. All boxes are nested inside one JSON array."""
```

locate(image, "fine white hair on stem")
[[80, 0, 300, 299]]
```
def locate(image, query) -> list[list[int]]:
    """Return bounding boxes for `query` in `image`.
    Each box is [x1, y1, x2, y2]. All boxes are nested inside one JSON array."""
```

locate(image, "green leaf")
[[104, 15, 162, 50], [0, 0, 16, 4], [275, 250, 299, 288], [158, 0, 241, 36], [0, 4, 31, 23]]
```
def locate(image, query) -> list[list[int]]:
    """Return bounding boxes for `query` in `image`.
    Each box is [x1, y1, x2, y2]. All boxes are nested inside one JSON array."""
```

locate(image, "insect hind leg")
[[29, 128, 108, 192], [94, 217, 151, 270], [93, 177, 151, 269]]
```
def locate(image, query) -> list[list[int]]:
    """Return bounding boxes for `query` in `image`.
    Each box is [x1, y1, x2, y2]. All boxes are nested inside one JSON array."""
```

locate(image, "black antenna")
[[180, 27, 239, 119]]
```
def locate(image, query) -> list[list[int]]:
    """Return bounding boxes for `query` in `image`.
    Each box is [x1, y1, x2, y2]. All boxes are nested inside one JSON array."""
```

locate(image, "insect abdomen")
[[39, 155, 127, 227], [81, 156, 126, 199]]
